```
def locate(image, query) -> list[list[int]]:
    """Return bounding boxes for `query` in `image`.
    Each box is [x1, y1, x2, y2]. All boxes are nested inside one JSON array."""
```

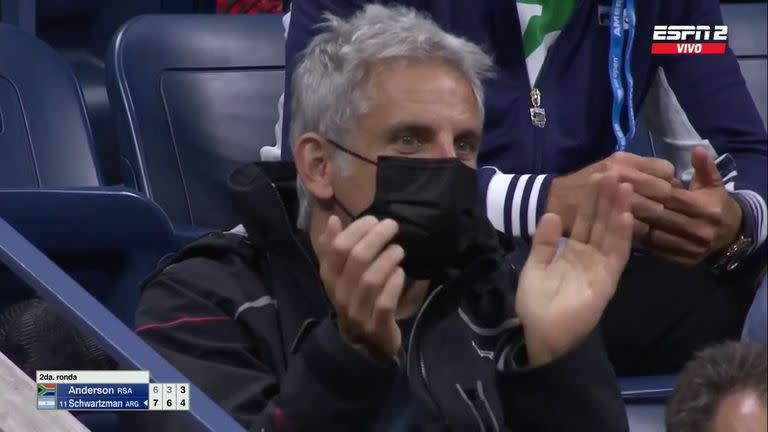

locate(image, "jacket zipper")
[[406, 284, 445, 384], [528, 21, 555, 172]]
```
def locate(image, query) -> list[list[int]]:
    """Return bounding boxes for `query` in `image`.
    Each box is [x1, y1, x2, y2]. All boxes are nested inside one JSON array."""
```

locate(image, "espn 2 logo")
[[652, 25, 728, 55]]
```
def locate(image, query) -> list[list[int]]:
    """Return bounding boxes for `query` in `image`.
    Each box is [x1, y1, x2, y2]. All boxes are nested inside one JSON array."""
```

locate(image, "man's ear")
[[293, 133, 335, 201]]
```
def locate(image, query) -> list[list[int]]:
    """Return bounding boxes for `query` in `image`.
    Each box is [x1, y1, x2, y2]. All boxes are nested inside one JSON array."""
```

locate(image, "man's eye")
[[455, 140, 476, 154], [398, 135, 422, 152]]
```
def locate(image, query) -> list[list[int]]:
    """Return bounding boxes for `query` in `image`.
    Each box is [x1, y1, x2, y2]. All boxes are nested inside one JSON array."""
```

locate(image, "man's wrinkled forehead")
[[356, 58, 483, 132]]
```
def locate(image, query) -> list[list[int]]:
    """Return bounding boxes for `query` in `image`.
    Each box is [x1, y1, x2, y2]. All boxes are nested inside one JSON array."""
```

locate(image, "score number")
[[149, 383, 190, 411]]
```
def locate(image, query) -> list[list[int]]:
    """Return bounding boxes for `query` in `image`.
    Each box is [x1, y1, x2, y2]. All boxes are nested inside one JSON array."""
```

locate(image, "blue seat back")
[[31, 0, 218, 186], [0, 189, 176, 326], [626, 403, 667, 432], [107, 14, 285, 229], [0, 215, 245, 432], [0, 0, 35, 30], [0, 23, 102, 187]]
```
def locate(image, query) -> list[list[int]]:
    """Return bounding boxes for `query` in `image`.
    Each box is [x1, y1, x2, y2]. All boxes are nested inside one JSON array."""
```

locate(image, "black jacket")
[[128, 165, 629, 432]]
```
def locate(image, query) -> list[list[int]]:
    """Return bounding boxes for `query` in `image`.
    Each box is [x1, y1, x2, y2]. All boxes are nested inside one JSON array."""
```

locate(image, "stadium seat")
[[33, 0, 126, 186], [626, 403, 667, 432], [0, 216, 246, 432], [0, 23, 102, 187], [35, 0, 121, 184], [0, 21, 165, 431], [0, 190, 183, 432], [0, 23, 174, 325], [107, 14, 285, 230], [31, 0, 218, 185], [0, 0, 34, 30], [742, 275, 767, 343], [0, 189, 176, 326], [620, 374, 678, 402]]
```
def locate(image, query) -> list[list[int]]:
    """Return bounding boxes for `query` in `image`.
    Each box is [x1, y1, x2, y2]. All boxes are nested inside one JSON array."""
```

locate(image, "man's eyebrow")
[[383, 122, 482, 141], [383, 122, 437, 138], [455, 128, 482, 142]]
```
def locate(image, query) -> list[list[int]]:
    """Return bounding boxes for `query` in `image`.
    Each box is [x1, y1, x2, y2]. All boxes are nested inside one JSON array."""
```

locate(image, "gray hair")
[[289, 4, 494, 229], [666, 342, 767, 432]]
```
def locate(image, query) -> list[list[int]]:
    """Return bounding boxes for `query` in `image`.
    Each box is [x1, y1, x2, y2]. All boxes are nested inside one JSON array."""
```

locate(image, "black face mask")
[[328, 140, 492, 279]]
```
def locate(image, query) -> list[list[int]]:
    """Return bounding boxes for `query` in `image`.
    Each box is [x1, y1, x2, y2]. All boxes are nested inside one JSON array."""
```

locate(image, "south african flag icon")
[[38, 383, 56, 397]]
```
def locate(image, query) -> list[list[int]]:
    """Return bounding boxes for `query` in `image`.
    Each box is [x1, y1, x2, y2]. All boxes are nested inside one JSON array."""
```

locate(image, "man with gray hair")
[[667, 342, 767, 432], [283, 0, 768, 379], [132, 5, 633, 431]]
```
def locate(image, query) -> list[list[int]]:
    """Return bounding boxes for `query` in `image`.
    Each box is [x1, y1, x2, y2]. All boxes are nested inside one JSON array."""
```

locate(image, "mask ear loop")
[[323, 137, 378, 224], [333, 196, 357, 221], [325, 138, 378, 166]]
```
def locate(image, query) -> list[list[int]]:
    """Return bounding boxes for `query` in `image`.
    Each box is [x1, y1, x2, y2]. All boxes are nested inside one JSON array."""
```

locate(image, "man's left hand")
[[517, 173, 634, 367], [642, 147, 742, 267]]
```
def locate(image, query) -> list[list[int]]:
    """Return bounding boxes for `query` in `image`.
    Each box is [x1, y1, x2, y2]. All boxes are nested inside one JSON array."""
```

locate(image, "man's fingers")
[[318, 215, 345, 300], [370, 266, 406, 353], [317, 215, 343, 256], [601, 183, 634, 271], [664, 188, 719, 221], [629, 194, 665, 221], [323, 215, 379, 279], [589, 173, 619, 247], [614, 152, 675, 181], [338, 219, 400, 323], [618, 167, 673, 202], [689, 147, 722, 190], [633, 220, 650, 238], [645, 229, 709, 260], [614, 181, 633, 214], [372, 267, 406, 326], [639, 206, 715, 247], [570, 174, 601, 243], [607, 213, 635, 270], [529, 213, 564, 266], [349, 244, 405, 322], [332, 215, 380, 252], [359, 244, 405, 289], [342, 219, 399, 278]]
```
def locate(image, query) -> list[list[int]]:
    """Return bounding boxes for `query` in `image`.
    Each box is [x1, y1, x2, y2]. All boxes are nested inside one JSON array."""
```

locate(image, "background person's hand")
[[316, 215, 407, 359], [518, 173, 634, 367], [547, 152, 675, 238], [642, 147, 743, 267]]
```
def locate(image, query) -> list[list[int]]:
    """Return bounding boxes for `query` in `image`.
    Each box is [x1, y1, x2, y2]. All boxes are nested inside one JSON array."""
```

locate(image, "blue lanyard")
[[609, 0, 636, 152]]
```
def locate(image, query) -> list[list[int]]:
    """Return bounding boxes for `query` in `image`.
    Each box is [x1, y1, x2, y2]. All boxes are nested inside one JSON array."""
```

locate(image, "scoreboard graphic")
[[36, 370, 190, 411]]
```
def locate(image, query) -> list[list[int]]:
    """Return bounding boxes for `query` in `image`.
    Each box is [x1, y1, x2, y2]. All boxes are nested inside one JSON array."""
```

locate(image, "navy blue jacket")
[[282, 0, 767, 248]]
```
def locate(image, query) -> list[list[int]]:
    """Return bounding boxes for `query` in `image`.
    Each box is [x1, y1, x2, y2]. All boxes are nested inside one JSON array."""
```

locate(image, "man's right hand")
[[316, 215, 407, 359], [547, 152, 676, 237]]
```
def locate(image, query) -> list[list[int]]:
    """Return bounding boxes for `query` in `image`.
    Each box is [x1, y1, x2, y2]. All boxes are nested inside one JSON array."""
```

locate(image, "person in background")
[[217, 0, 286, 14], [282, 0, 768, 376], [129, 5, 635, 430], [667, 342, 767, 432]]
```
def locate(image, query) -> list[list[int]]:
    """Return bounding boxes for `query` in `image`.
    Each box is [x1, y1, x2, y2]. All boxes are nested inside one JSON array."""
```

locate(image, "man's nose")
[[433, 137, 457, 158]]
